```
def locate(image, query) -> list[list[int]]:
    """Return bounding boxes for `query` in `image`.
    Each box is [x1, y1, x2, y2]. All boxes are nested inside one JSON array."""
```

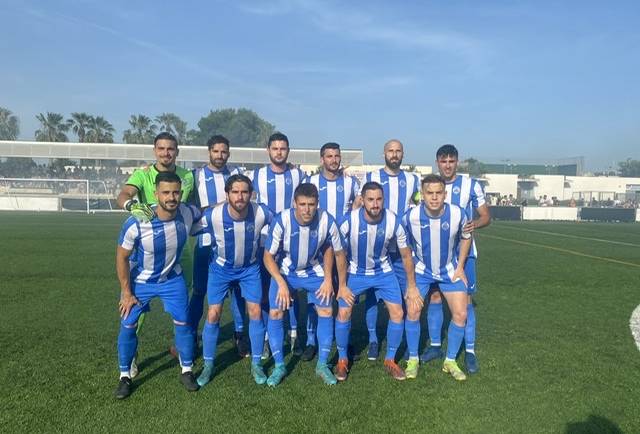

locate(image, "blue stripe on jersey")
[[151, 219, 166, 283], [283, 170, 293, 211], [335, 177, 345, 221], [242, 206, 256, 265], [174, 210, 188, 266], [318, 175, 328, 216], [222, 206, 236, 266], [372, 211, 386, 271], [356, 211, 368, 272]]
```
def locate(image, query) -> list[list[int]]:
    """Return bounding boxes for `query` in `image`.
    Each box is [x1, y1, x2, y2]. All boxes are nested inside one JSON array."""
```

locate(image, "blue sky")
[[1, 0, 639, 170]]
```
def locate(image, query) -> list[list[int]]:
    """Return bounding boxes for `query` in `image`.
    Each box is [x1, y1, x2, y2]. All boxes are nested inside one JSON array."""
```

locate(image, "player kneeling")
[[263, 183, 347, 387], [403, 174, 473, 381], [335, 182, 422, 381], [115, 172, 201, 399]]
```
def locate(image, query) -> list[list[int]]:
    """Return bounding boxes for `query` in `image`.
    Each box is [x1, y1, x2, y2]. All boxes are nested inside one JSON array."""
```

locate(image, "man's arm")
[[263, 250, 291, 311], [117, 185, 139, 209], [400, 246, 423, 310], [452, 237, 472, 287], [116, 246, 139, 319], [316, 247, 335, 305], [335, 249, 354, 306]]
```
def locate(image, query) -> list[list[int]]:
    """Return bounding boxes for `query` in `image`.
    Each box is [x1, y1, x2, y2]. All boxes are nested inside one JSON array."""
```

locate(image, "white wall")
[[483, 174, 518, 197], [0, 196, 59, 211]]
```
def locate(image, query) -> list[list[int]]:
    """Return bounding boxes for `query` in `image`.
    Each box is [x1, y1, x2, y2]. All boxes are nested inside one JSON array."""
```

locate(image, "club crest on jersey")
[[441, 222, 450, 231], [452, 186, 461, 195], [246, 223, 255, 233], [336, 185, 344, 192], [285, 178, 292, 185], [310, 230, 318, 238], [376, 228, 385, 237], [399, 180, 406, 188]]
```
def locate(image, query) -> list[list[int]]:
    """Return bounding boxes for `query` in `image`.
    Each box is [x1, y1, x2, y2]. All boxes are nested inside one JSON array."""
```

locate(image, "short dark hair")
[[436, 144, 458, 159], [320, 142, 340, 157], [361, 181, 383, 197], [421, 174, 446, 188], [268, 132, 289, 148], [155, 171, 182, 186], [224, 174, 253, 194], [154, 132, 178, 147], [294, 183, 318, 201], [207, 135, 229, 150]]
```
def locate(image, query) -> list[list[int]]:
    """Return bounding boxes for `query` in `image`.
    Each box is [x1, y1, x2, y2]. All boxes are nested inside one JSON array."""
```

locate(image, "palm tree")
[[35, 112, 70, 142], [155, 112, 187, 143], [0, 107, 20, 140], [68, 112, 92, 142], [87, 116, 116, 143], [123, 114, 157, 144]]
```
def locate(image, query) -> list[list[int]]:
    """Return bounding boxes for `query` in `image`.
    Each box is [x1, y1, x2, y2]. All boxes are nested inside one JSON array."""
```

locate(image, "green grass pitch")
[[1, 213, 639, 433]]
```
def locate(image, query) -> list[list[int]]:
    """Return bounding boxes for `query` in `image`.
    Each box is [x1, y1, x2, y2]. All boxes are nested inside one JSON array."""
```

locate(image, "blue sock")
[[335, 319, 351, 360], [202, 321, 220, 365], [117, 325, 138, 373], [385, 320, 404, 360], [175, 323, 194, 368], [446, 322, 465, 360], [249, 318, 265, 364], [365, 291, 378, 343], [306, 303, 318, 346], [405, 319, 420, 358], [230, 289, 246, 333], [288, 297, 299, 332], [187, 287, 206, 336], [427, 302, 443, 346], [267, 316, 285, 364], [465, 304, 476, 352], [316, 315, 334, 365]]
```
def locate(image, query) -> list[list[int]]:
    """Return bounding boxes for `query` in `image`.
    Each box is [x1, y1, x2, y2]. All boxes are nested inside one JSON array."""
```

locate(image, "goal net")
[[0, 178, 118, 213]]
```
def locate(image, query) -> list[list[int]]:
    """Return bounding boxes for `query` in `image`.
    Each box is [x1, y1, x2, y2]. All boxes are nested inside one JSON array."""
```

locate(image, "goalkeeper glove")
[[125, 200, 155, 223]]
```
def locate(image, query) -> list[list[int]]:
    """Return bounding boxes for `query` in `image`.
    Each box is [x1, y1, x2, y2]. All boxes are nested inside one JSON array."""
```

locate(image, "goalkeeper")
[[116, 132, 194, 377]]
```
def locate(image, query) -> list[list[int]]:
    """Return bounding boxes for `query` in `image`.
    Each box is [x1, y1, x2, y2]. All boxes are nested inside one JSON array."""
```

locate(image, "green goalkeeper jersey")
[[125, 164, 194, 204]]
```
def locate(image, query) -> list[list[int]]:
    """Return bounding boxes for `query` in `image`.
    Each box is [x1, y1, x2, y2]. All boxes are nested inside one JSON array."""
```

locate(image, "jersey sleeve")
[[125, 169, 146, 190], [187, 204, 204, 236], [195, 209, 214, 246], [351, 176, 361, 200], [394, 217, 408, 249], [118, 218, 140, 250], [471, 179, 486, 208], [265, 215, 284, 255], [339, 213, 350, 243], [326, 215, 344, 252]]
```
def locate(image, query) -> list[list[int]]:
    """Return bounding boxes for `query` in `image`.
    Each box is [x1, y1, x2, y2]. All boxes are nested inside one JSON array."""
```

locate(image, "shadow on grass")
[[566, 415, 622, 434]]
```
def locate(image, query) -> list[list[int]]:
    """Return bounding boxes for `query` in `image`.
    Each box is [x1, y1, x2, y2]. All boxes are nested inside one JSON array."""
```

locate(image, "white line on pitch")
[[478, 233, 640, 268], [492, 225, 640, 247]]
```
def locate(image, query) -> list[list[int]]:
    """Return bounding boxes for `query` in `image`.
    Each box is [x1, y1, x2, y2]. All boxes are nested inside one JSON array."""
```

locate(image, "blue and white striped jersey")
[[445, 174, 486, 258], [307, 172, 360, 222], [364, 169, 420, 217], [248, 166, 306, 214], [198, 202, 272, 269], [339, 208, 407, 276], [402, 203, 470, 283], [265, 208, 343, 278], [118, 203, 201, 284], [192, 165, 241, 209]]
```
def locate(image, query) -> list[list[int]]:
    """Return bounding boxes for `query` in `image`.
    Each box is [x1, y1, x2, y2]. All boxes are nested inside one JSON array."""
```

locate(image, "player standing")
[[189, 135, 249, 358], [362, 139, 420, 359], [248, 132, 306, 356], [263, 183, 347, 386], [195, 174, 273, 386], [420, 145, 490, 374], [305, 142, 360, 360], [114, 172, 200, 399], [335, 182, 421, 381], [403, 174, 473, 381]]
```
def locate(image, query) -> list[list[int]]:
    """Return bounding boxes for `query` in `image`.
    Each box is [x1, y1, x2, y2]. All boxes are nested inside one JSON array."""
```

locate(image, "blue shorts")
[[339, 272, 402, 308], [414, 273, 467, 298], [391, 255, 412, 290], [207, 262, 262, 305], [122, 275, 189, 327], [269, 274, 332, 309], [465, 257, 477, 294], [192, 243, 211, 292]]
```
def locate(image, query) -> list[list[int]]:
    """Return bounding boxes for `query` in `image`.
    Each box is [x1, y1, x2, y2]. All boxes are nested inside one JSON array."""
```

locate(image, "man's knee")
[[386, 303, 404, 322], [315, 306, 332, 317], [337, 307, 352, 322], [452, 310, 467, 326], [246, 302, 262, 320], [429, 290, 442, 304], [206, 305, 222, 323], [269, 309, 284, 320]]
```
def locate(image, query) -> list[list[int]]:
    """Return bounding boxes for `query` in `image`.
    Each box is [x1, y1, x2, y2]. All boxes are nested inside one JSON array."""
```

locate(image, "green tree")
[[87, 116, 116, 143], [122, 114, 157, 144], [155, 113, 187, 144], [68, 112, 92, 142], [618, 159, 640, 177], [191, 108, 275, 147], [35, 112, 70, 142], [460, 158, 487, 177], [0, 107, 20, 140]]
